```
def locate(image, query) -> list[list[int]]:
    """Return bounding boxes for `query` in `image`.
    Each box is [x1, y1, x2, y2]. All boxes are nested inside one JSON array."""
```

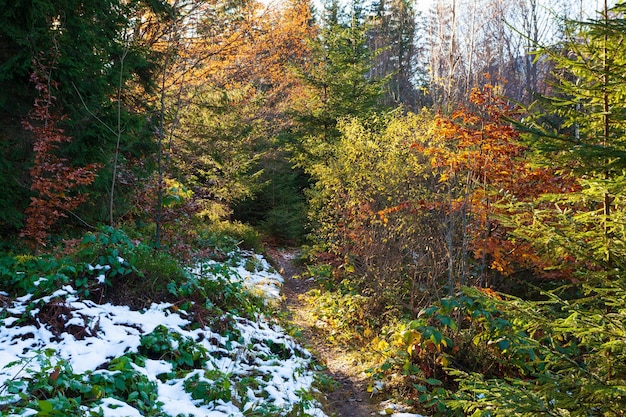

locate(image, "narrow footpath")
[[266, 247, 379, 417]]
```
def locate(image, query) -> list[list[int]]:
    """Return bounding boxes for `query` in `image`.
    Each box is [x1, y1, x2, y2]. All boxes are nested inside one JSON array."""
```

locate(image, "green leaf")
[[430, 331, 443, 346], [38, 399, 54, 412], [114, 377, 127, 391], [425, 378, 442, 386], [414, 384, 427, 392], [497, 338, 510, 351], [438, 314, 458, 330]]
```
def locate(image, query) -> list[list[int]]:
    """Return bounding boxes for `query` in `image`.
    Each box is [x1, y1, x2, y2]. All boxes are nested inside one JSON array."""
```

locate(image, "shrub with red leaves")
[[20, 58, 101, 248]]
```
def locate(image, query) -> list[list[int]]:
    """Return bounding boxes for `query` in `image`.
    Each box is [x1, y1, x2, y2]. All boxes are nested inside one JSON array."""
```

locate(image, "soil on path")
[[266, 247, 379, 417]]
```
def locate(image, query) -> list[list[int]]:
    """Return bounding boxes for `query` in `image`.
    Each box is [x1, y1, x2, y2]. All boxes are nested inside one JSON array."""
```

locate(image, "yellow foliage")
[[163, 178, 193, 207], [372, 336, 390, 353]]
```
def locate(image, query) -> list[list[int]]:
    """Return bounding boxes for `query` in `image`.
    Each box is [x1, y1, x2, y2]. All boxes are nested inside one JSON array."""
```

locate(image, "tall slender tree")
[[368, 0, 425, 109], [294, 0, 387, 157], [520, 0, 626, 274], [423, 0, 569, 108]]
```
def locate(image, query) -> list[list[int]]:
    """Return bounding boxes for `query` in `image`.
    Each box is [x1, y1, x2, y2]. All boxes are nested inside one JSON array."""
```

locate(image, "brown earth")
[[266, 247, 379, 417]]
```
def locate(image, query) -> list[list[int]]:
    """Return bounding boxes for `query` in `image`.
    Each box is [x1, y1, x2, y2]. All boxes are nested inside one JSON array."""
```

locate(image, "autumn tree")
[[140, 0, 318, 243], [21, 60, 100, 248], [306, 111, 446, 310], [303, 86, 570, 307], [426, 86, 577, 288]]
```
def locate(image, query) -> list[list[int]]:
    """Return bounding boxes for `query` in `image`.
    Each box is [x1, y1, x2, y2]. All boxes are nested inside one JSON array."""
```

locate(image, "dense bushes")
[[366, 284, 626, 416], [299, 13, 626, 411], [305, 111, 451, 312]]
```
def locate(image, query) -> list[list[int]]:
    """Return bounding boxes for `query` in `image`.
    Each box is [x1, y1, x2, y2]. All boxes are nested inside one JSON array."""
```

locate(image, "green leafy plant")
[[167, 262, 265, 329], [97, 356, 163, 415], [139, 325, 208, 371], [0, 252, 98, 299], [369, 283, 626, 416], [183, 370, 232, 404], [61, 226, 192, 307], [73, 226, 137, 276], [0, 350, 165, 416]]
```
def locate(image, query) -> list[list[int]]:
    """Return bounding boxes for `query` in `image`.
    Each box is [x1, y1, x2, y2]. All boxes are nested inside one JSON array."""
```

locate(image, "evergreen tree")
[[368, 0, 425, 109], [518, 0, 626, 275], [0, 0, 169, 232], [295, 0, 388, 145], [529, 1, 626, 173]]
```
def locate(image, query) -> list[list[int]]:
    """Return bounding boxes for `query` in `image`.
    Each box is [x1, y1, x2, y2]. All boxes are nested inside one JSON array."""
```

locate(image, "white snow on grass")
[[379, 400, 428, 417], [0, 252, 326, 417], [191, 252, 284, 303]]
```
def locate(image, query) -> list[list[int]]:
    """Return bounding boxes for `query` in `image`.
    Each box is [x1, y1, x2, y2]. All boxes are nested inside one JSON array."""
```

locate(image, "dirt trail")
[[266, 247, 378, 417]]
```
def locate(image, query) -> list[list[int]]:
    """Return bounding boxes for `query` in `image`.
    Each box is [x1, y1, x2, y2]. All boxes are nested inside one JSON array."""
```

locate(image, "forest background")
[[1, 0, 626, 415]]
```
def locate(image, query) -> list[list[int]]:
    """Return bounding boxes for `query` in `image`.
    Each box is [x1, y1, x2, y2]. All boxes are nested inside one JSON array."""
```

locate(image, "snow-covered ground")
[[0, 252, 326, 417], [0, 250, 426, 417], [191, 252, 284, 304]]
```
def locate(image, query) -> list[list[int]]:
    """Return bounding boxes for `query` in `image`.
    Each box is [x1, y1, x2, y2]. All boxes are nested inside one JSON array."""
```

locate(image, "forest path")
[[265, 247, 379, 417]]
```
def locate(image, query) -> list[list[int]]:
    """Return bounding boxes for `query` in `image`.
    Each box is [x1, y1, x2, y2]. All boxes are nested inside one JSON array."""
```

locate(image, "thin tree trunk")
[[155, 52, 167, 250], [602, 0, 612, 267], [465, 0, 477, 97], [446, 0, 457, 110], [110, 45, 129, 227]]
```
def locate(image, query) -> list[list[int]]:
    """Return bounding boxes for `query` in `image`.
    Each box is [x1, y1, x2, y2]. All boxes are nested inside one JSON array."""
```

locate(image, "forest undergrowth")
[[268, 247, 382, 417], [2, 1, 626, 416], [0, 227, 330, 417], [268, 247, 424, 417], [276, 244, 626, 417]]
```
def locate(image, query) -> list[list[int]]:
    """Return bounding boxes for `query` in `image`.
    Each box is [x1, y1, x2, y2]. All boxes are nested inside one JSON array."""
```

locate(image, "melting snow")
[[0, 252, 325, 417]]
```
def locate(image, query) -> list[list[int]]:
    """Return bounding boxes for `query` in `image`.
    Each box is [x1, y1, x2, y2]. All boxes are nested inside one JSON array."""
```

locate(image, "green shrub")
[[139, 325, 209, 371], [0, 350, 163, 416], [0, 253, 97, 298], [65, 226, 189, 307], [370, 285, 626, 416], [183, 370, 232, 404], [166, 262, 266, 330], [205, 221, 262, 252], [126, 247, 189, 293], [72, 226, 138, 271], [260, 202, 308, 244]]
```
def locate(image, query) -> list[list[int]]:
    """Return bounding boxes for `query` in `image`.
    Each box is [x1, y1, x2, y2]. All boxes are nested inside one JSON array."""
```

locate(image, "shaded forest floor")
[[266, 247, 380, 417]]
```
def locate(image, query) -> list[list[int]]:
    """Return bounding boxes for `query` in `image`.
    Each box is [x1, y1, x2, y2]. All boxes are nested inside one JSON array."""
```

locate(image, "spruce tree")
[[519, 0, 626, 276], [0, 0, 169, 232], [295, 0, 388, 145]]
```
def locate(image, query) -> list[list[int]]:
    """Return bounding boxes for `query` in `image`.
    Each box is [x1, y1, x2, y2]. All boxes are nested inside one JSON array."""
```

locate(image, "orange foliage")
[[144, 0, 315, 119], [20, 60, 100, 248], [426, 85, 578, 278], [195, 0, 315, 123]]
